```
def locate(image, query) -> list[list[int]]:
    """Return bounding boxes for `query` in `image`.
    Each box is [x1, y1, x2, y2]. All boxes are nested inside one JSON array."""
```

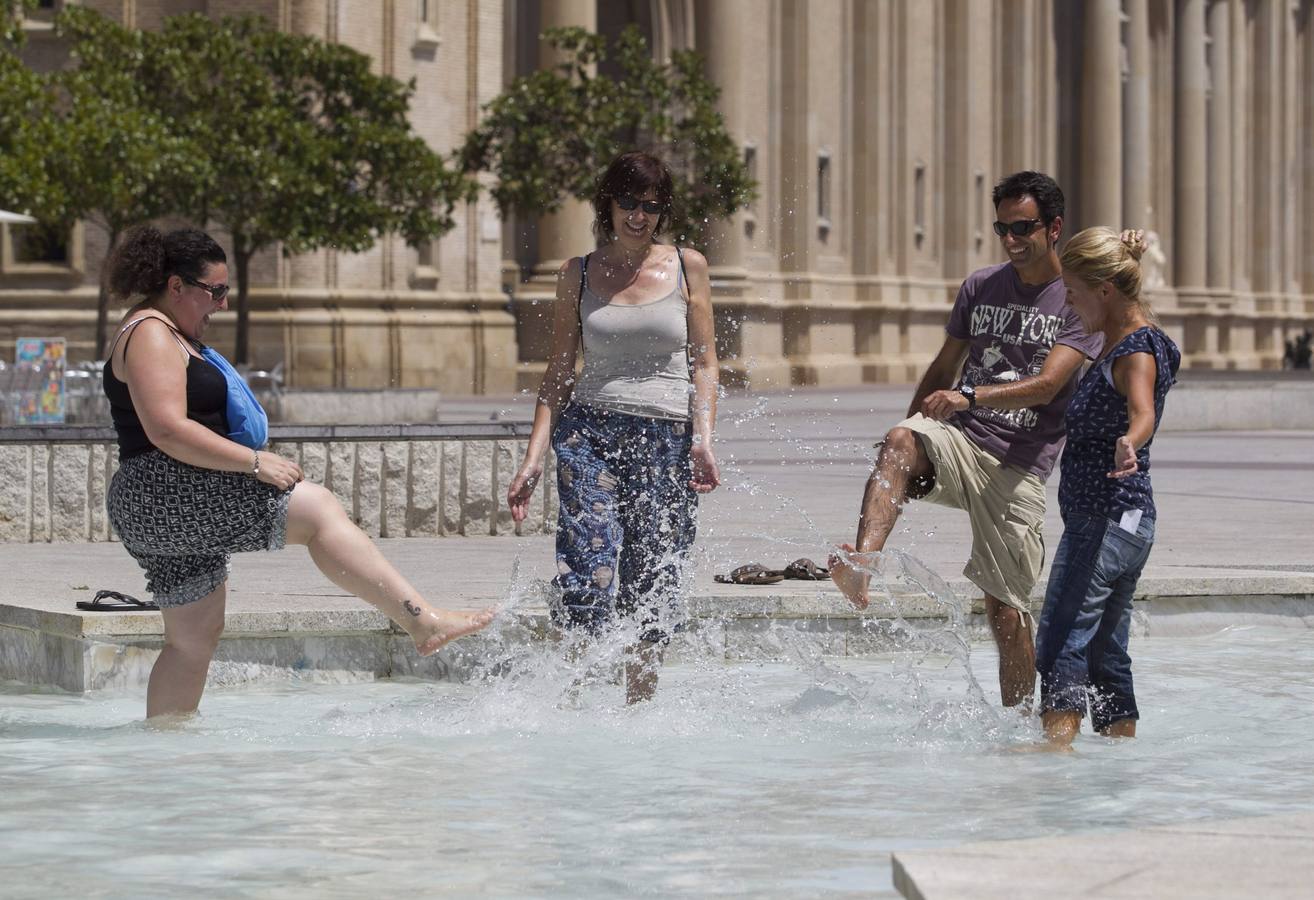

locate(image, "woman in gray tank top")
[[506, 151, 721, 704]]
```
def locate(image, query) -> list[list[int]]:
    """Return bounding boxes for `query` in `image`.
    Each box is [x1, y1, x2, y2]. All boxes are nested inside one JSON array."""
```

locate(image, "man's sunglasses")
[[992, 218, 1043, 238], [615, 194, 665, 215], [181, 275, 230, 302]]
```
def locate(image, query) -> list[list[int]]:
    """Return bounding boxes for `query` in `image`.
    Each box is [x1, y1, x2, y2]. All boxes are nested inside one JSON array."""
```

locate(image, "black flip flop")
[[714, 563, 786, 585], [76, 589, 159, 612]]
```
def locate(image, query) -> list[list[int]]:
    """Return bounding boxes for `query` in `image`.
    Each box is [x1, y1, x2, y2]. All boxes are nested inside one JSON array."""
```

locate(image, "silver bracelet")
[[252, 450, 260, 478]]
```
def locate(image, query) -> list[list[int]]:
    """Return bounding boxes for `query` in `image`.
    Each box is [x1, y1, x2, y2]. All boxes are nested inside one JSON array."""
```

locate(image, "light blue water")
[[3, 625, 1314, 898]]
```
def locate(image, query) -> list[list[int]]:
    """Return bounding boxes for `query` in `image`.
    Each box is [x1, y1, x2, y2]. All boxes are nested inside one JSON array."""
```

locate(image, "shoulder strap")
[[576, 254, 589, 345], [114, 315, 192, 364], [676, 248, 695, 376], [106, 316, 155, 358]]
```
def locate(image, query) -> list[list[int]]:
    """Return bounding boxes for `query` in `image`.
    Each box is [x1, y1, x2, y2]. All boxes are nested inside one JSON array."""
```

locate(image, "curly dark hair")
[[107, 226, 227, 300], [591, 151, 675, 240], [991, 171, 1065, 225]]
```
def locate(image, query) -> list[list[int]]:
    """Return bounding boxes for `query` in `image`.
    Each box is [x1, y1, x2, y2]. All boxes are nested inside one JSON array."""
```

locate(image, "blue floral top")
[[1058, 326, 1181, 521]]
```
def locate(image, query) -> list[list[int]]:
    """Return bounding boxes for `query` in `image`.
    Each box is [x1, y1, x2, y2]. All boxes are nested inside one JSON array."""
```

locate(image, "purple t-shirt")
[[945, 262, 1103, 480]]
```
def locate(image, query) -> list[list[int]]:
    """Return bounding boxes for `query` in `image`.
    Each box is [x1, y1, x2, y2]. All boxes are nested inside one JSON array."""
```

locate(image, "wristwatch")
[[957, 383, 978, 410]]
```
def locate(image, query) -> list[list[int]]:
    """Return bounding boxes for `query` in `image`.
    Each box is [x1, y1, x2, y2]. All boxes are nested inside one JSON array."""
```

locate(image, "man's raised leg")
[[832, 427, 935, 608]]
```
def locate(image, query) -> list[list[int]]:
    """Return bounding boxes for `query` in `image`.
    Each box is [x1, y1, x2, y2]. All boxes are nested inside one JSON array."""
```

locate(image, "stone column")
[[695, 0, 747, 277], [532, 0, 597, 279], [1303, 5, 1314, 295], [1174, 0, 1208, 289], [1123, 0, 1152, 229], [1080, 0, 1123, 228], [1206, 0, 1233, 289]]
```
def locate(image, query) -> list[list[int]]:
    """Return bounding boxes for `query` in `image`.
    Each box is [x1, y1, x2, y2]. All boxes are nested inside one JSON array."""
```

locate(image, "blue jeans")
[[551, 403, 697, 645], [1035, 510, 1155, 731]]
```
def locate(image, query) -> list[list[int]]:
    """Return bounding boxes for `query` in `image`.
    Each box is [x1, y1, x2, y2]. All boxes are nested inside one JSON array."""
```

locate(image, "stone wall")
[[0, 424, 555, 543]]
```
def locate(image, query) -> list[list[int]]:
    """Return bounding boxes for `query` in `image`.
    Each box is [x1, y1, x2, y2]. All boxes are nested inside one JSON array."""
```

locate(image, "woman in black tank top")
[[102, 226, 494, 719]]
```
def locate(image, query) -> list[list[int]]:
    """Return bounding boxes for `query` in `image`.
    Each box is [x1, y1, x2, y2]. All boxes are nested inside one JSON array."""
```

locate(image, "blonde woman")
[[1035, 227, 1180, 748]]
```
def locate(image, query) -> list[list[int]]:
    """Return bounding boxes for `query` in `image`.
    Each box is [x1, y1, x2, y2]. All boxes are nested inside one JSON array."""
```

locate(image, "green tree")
[[49, 7, 208, 356], [139, 13, 474, 364], [0, 1, 61, 221], [0, 56, 61, 220], [1, 0, 35, 47], [460, 26, 754, 252]]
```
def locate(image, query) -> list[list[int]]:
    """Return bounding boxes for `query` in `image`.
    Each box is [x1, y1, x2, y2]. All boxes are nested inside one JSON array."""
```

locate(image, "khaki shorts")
[[894, 414, 1046, 617]]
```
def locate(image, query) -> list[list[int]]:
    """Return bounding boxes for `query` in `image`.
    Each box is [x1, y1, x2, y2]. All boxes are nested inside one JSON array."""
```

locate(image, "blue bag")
[[200, 346, 269, 450]]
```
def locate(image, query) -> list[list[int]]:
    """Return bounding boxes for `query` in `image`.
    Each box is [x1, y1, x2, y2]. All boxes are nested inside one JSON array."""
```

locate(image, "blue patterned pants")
[[551, 403, 697, 645]]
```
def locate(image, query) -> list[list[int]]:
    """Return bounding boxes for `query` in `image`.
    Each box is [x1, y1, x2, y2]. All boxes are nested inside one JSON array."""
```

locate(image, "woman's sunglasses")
[[181, 275, 230, 302], [991, 218, 1043, 238], [615, 194, 665, 216]]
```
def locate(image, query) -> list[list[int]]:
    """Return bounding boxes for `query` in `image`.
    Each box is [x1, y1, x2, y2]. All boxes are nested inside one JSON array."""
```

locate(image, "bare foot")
[[413, 606, 498, 656], [829, 543, 877, 610]]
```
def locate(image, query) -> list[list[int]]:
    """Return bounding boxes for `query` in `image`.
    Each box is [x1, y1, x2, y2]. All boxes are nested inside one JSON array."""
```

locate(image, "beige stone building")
[[3, 0, 1312, 394]]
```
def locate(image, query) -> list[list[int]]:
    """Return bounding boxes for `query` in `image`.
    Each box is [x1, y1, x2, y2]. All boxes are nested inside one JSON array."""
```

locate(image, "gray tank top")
[[572, 250, 692, 421]]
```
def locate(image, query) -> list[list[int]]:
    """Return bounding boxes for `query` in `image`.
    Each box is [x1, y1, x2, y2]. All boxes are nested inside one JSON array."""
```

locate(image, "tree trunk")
[[93, 227, 120, 359], [233, 235, 252, 364]]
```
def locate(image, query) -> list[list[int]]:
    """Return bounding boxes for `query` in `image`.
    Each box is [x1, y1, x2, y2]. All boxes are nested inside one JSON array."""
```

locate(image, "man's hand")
[[921, 389, 970, 421]]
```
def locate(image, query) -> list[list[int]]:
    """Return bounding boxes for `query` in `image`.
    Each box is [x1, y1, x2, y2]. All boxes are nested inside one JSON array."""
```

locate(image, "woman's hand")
[[1108, 435, 1139, 479], [507, 463, 543, 523], [256, 451, 303, 491], [689, 441, 721, 493]]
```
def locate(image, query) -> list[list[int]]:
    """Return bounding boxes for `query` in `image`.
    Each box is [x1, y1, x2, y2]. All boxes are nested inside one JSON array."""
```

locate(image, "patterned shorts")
[[551, 403, 697, 645], [107, 450, 292, 608]]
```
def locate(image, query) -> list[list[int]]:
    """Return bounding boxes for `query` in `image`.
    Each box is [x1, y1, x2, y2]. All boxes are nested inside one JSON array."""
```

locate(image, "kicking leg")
[[832, 427, 935, 608], [284, 482, 493, 655]]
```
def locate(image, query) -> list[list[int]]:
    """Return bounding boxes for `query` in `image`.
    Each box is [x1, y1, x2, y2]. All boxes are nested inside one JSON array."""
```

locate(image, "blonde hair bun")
[[1120, 229, 1147, 263]]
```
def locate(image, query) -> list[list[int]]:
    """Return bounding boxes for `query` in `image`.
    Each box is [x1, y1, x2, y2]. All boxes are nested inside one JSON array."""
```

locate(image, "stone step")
[[4, 569, 1311, 693]]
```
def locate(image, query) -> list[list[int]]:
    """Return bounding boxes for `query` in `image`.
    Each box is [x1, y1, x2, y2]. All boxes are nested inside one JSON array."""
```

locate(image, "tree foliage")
[[0, 0, 35, 47], [2, 7, 473, 364], [134, 12, 475, 362], [460, 26, 754, 251], [0, 54, 60, 219], [0, 0, 57, 219], [47, 8, 209, 355]]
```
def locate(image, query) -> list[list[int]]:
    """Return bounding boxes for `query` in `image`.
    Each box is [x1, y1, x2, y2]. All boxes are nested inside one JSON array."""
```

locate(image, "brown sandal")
[[782, 558, 830, 580], [714, 563, 786, 585]]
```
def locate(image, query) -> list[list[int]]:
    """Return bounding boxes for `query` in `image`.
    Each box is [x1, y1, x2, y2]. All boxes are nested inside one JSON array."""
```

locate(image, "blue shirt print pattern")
[[1058, 326, 1181, 521]]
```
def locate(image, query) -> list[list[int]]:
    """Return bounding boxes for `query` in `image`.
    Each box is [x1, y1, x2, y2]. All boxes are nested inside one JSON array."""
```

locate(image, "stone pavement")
[[891, 812, 1314, 899]]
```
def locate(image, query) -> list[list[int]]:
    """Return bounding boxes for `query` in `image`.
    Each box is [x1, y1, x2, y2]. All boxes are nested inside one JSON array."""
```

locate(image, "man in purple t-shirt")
[[832, 171, 1102, 709]]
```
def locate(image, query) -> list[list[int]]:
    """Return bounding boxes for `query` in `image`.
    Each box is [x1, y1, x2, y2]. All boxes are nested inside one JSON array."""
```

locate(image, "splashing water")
[[8, 391, 1314, 894]]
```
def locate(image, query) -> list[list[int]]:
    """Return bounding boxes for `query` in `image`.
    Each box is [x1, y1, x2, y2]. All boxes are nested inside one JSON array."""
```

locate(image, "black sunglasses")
[[615, 194, 665, 215], [992, 218, 1043, 238], [181, 275, 230, 302]]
